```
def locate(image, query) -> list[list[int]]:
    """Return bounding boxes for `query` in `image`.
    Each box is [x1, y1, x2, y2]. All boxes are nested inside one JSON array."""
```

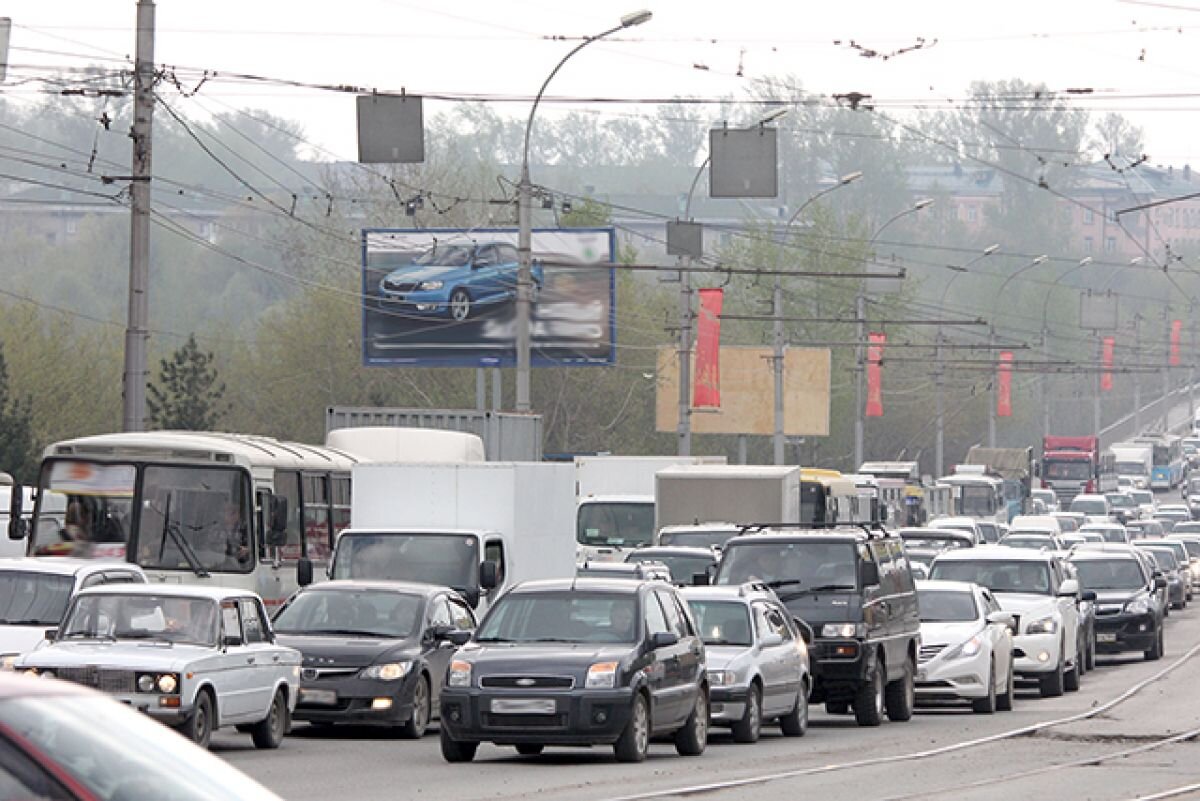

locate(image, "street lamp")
[[515, 9, 653, 413], [1038, 256, 1096, 439], [986, 253, 1048, 446], [934, 243, 999, 477], [770, 170, 864, 464], [854, 198, 935, 469]]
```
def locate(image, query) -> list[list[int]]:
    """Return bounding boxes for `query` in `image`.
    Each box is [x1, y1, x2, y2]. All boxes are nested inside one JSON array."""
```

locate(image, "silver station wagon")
[[17, 584, 301, 749]]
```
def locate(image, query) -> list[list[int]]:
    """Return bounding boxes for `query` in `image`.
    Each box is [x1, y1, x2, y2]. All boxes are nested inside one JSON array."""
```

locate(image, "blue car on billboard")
[[377, 241, 544, 322]]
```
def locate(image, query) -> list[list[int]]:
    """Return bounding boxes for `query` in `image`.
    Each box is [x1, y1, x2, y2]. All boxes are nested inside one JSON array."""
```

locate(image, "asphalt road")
[[222, 596, 1200, 801]]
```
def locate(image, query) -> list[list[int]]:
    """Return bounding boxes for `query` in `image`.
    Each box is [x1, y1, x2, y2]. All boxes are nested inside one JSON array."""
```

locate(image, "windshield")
[[31, 460, 136, 559], [1071, 499, 1107, 515], [958, 486, 995, 517], [715, 541, 858, 590], [1105, 494, 1135, 509], [1130, 491, 1154, 505], [626, 553, 714, 584], [577, 502, 655, 548], [658, 529, 737, 549], [0, 694, 280, 800], [929, 559, 1052, 595], [1000, 536, 1052, 550], [274, 589, 423, 638], [1031, 490, 1055, 504], [62, 594, 217, 646], [687, 600, 753, 646], [0, 572, 73, 625], [332, 533, 478, 591], [900, 534, 971, 550], [1054, 517, 1080, 532], [1139, 548, 1178, 570], [918, 589, 978, 622], [476, 592, 639, 644], [1116, 462, 1148, 476], [1172, 539, 1200, 558], [1045, 460, 1091, 480], [1072, 559, 1146, 591], [413, 244, 473, 267], [1188, 480, 1200, 494]]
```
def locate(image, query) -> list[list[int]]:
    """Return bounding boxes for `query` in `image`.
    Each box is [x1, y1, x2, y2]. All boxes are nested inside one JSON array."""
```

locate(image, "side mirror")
[[760, 633, 784, 648], [479, 561, 498, 591], [692, 572, 711, 586], [1080, 590, 1098, 602], [43, 628, 57, 642], [649, 631, 679, 649], [428, 624, 454, 641], [222, 634, 242, 649], [297, 558, 313, 587], [7, 516, 27, 542], [267, 497, 289, 545], [1057, 579, 1080, 597], [860, 560, 880, 587], [1155, 576, 1168, 590], [793, 619, 813, 646], [7, 487, 24, 541], [985, 611, 1013, 628], [447, 629, 472, 647]]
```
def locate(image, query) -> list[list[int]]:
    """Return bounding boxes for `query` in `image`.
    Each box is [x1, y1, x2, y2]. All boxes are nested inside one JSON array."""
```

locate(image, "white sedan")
[[915, 580, 1015, 713], [17, 584, 300, 750]]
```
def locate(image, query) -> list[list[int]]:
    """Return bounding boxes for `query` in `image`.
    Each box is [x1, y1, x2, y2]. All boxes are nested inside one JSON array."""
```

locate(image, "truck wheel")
[[614, 694, 649, 763], [854, 660, 884, 727], [250, 690, 288, 749], [440, 726, 478, 763], [731, 684, 761, 743], [885, 656, 915, 722]]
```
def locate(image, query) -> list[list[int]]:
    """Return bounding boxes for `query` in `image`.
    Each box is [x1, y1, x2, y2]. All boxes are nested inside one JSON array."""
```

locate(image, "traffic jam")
[[1, 425, 1199, 799]]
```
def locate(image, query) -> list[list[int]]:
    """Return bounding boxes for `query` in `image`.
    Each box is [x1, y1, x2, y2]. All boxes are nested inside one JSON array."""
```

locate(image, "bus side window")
[[303, 474, 331, 562], [274, 471, 303, 562]]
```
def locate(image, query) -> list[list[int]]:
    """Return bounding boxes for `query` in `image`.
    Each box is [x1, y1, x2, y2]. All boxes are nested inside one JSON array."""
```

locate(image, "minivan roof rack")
[[735, 522, 892, 539]]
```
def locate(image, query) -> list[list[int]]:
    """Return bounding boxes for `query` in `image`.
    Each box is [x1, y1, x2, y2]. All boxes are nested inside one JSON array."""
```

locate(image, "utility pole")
[[987, 325, 997, 447], [854, 292, 866, 468], [772, 276, 785, 465], [1093, 332, 1102, 438], [677, 254, 692, 456], [1162, 309, 1171, 432], [1041, 327, 1050, 442], [934, 333, 945, 477], [122, 0, 155, 432], [1190, 311, 1196, 427], [1133, 315, 1142, 433]]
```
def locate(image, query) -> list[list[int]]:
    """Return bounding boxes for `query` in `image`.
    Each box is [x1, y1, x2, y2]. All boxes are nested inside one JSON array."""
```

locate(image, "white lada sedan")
[[17, 584, 300, 749]]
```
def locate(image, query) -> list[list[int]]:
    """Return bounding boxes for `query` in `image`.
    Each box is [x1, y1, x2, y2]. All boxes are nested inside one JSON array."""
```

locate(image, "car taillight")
[[1085, 480, 1094, 493], [1041, 479, 1048, 489]]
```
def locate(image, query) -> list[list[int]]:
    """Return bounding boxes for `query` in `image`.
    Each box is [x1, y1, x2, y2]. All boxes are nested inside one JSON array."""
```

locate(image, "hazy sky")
[[6, 0, 1200, 164]]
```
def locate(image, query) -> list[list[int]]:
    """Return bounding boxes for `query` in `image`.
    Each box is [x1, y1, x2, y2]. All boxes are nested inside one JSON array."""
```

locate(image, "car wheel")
[[399, 674, 430, 740], [674, 690, 708, 756], [440, 725, 478, 763], [614, 693, 650, 763], [1086, 633, 1097, 672], [972, 662, 997, 714], [779, 684, 808, 737], [731, 684, 762, 743], [250, 689, 288, 750], [996, 659, 1015, 712], [1064, 647, 1081, 693], [180, 690, 214, 749], [854, 658, 885, 727], [515, 744, 544, 756], [1039, 654, 1065, 697], [449, 289, 472, 322], [885, 656, 915, 722], [1145, 627, 1164, 661]]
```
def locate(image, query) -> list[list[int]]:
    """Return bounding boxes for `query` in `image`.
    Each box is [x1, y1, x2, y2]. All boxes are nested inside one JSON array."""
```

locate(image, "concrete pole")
[[515, 166, 533, 412], [988, 326, 997, 447], [1133, 315, 1142, 433], [934, 333, 945, 478], [122, 0, 155, 432], [1041, 327, 1051, 442], [677, 255, 692, 456], [1093, 331, 1102, 438], [1163, 311, 1171, 432], [854, 292, 866, 469], [1189, 314, 1196, 426], [773, 276, 785, 465]]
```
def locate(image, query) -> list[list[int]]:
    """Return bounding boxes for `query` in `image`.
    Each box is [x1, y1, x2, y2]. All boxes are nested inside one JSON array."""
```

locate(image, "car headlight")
[[1125, 596, 1152, 615], [448, 660, 472, 688], [417, 280, 444, 291], [585, 661, 620, 689], [707, 669, 738, 686], [361, 662, 412, 682], [943, 633, 985, 661], [0, 655, 18, 672], [821, 623, 865, 638], [1025, 616, 1058, 635]]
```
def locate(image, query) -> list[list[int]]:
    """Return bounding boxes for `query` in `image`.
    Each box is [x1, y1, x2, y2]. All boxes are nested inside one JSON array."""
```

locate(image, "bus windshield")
[[30, 460, 136, 559], [958, 486, 996, 517]]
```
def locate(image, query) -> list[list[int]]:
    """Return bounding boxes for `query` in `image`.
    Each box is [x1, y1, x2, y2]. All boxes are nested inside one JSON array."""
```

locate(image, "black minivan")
[[713, 526, 920, 726], [439, 578, 708, 763]]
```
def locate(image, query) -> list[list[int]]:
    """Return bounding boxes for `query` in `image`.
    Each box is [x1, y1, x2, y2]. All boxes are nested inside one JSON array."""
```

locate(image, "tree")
[[147, 334, 229, 430], [0, 345, 37, 482]]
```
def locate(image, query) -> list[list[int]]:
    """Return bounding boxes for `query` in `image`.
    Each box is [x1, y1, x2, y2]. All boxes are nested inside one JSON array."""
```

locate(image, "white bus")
[[11, 432, 359, 606]]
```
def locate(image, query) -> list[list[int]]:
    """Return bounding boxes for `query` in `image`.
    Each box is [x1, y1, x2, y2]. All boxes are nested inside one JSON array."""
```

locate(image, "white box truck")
[[1110, 443, 1153, 491], [315, 462, 576, 612], [654, 465, 802, 536], [324, 427, 485, 462], [575, 455, 726, 563]]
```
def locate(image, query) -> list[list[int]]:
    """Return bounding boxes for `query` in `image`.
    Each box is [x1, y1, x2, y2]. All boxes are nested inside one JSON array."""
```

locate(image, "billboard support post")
[[514, 10, 652, 413]]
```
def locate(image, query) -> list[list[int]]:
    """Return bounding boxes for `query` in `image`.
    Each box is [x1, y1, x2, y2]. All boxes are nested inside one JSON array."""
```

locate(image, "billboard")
[[362, 228, 615, 367], [655, 346, 831, 436]]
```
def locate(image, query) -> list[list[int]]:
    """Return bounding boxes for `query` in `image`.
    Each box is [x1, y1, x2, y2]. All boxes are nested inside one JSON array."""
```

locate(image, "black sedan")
[[439, 578, 709, 763], [273, 580, 476, 737], [1069, 551, 1166, 660]]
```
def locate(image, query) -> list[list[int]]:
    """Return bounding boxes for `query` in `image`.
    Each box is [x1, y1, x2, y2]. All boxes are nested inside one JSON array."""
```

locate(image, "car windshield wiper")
[[808, 584, 857, 592], [765, 579, 805, 589], [160, 495, 210, 579], [1, 619, 55, 626], [704, 638, 750, 646], [474, 636, 512, 643], [64, 632, 115, 642], [302, 629, 384, 637]]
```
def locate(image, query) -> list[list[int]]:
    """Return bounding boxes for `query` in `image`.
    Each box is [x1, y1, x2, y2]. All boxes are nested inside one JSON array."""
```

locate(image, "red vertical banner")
[[1101, 336, 1115, 391], [1170, 319, 1183, 366], [865, 332, 885, 417], [692, 288, 723, 408], [997, 351, 1014, 417]]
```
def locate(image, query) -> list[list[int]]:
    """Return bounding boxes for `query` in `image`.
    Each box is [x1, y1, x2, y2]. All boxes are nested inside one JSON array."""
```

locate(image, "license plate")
[[299, 688, 337, 705], [1097, 632, 1117, 643], [490, 698, 555, 714]]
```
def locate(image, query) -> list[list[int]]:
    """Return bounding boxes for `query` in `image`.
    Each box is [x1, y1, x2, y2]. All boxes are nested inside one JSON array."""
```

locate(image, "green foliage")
[[0, 345, 38, 483], [147, 335, 229, 431]]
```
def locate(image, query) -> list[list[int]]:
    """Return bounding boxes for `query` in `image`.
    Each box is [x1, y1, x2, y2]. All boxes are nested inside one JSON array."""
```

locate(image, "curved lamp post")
[[515, 9, 652, 413], [985, 254, 1047, 446]]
